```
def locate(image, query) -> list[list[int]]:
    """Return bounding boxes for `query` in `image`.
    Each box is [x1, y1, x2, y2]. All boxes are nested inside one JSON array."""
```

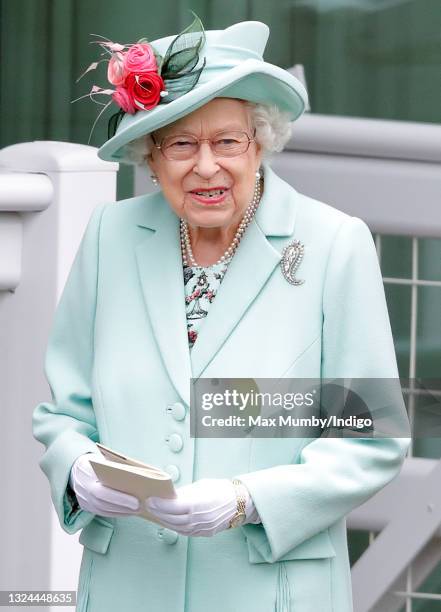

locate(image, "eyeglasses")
[[151, 129, 257, 161]]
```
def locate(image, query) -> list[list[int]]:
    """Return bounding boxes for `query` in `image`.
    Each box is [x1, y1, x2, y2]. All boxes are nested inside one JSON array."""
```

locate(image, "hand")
[[145, 477, 260, 537], [69, 452, 141, 517]]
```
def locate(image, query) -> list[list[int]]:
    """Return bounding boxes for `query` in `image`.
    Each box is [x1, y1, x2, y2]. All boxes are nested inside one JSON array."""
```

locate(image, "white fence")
[[0, 141, 118, 612]]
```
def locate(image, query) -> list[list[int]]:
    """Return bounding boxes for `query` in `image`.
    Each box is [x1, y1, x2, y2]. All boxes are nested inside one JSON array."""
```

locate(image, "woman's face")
[[147, 98, 263, 230]]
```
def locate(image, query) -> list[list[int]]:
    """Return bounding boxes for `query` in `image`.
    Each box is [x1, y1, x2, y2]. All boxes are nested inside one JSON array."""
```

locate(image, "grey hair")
[[124, 101, 293, 166]]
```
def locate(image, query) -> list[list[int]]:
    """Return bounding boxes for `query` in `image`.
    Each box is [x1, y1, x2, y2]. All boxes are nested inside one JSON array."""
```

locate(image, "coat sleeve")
[[32, 202, 108, 534], [234, 216, 411, 563]]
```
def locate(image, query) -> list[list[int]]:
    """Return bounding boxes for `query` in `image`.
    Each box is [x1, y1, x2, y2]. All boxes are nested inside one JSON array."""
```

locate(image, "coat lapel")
[[133, 163, 299, 396], [134, 193, 192, 406], [190, 163, 298, 378]]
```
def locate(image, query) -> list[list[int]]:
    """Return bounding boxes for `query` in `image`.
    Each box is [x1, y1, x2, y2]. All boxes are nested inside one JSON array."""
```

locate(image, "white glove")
[[145, 477, 260, 537], [69, 452, 141, 517]]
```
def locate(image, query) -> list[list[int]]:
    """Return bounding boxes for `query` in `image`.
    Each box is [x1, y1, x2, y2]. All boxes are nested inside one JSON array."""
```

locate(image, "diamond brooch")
[[280, 240, 305, 285]]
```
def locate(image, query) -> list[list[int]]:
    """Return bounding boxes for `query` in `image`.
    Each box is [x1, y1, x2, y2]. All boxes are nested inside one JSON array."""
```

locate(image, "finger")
[[146, 497, 187, 515], [74, 481, 97, 506], [189, 527, 216, 537], [95, 508, 136, 517], [173, 513, 229, 534], [76, 482, 139, 513], [92, 483, 140, 511], [187, 508, 233, 531], [94, 498, 139, 514], [75, 495, 133, 516], [152, 515, 190, 533], [77, 459, 99, 479], [146, 510, 191, 527]]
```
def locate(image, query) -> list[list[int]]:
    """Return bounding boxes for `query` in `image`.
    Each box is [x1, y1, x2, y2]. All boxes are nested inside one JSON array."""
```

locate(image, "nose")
[[192, 142, 220, 178]]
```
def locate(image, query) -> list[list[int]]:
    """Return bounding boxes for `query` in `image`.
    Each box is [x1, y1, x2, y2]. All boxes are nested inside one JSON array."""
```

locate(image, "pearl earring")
[[150, 174, 159, 186], [255, 170, 261, 179]]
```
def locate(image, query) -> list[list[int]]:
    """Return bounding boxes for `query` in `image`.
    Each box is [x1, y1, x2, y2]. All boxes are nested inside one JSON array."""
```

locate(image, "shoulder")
[[265, 166, 373, 253], [100, 191, 162, 229], [296, 190, 349, 229], [99, 192, 161, 222], [295, 189, 373, 247]]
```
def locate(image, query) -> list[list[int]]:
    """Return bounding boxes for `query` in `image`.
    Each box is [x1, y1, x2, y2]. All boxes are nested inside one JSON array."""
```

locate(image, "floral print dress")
[[183, 262, 229, 349]]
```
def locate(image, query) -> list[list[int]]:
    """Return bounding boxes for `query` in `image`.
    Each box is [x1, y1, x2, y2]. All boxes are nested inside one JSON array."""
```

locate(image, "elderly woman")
[[33, 18, 409, 612]]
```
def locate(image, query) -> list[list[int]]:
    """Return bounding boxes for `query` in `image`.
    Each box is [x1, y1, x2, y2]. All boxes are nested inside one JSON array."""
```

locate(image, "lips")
[[193, 190, 225, 198], [189, 187, 229, 205], [190, 186, 229, 196]]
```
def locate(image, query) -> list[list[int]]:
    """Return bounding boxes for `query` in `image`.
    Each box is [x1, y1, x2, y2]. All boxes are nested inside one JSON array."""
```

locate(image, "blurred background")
[[1, 1, 440, 610], [3, 0, 441, 195]]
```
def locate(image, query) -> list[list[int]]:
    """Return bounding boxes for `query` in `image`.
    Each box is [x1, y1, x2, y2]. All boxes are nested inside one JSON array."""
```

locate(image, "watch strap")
[[228, 478, 247, 529]]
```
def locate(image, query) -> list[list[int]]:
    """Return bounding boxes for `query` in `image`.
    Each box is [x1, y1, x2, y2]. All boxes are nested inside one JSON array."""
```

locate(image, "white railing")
[[0, 172, 53, 291], [0, 141, 118, 612], [277, 113, 441, 238]]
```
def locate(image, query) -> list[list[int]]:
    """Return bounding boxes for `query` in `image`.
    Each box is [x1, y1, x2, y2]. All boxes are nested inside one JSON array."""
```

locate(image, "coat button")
[[170, 402, 186, 421], [167, 433, 183, 453], [163, 528, 179, 545], [157, 527, 179, 545], [164, 464, 180, 482]]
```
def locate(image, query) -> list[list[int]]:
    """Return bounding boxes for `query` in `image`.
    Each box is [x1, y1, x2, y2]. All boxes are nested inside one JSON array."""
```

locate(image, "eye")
[[170, 139, 194, 148], [215, 138, 240, 145], [213, 131, 248, 150]]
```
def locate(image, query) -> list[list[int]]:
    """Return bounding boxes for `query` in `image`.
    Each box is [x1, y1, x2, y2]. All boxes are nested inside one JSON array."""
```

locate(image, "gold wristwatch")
[[228, 479, 247, 529]]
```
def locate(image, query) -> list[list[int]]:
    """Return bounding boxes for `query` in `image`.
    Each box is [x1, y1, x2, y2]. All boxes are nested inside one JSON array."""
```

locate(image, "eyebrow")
[[160, 124, 250, 137]]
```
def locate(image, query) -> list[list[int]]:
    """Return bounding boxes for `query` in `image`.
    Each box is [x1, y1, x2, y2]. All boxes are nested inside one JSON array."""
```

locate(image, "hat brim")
[[97, 59, 308, 163]]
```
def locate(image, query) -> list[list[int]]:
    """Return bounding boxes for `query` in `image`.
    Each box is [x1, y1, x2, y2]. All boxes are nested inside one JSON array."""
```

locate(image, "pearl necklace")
[[180, 173, 262, 268]]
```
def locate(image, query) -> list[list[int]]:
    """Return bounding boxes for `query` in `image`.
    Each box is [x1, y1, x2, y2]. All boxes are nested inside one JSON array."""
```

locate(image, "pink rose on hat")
[[123, 43, 157, 73], [112, 86, 137, 114]]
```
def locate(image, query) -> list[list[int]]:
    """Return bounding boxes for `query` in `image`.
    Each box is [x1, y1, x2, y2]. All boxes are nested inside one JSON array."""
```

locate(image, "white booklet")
[[89, 443, 177, 524]]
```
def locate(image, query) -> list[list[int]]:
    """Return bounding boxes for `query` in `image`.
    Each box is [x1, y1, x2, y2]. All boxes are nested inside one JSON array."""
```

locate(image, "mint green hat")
[[97, 20, 308, 163]]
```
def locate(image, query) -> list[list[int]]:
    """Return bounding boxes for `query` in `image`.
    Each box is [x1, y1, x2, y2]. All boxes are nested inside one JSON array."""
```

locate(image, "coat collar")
[[134, 163, 299, 405]]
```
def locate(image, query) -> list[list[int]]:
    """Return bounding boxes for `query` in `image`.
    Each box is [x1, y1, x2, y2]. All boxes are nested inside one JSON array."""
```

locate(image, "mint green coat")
[[32, 163, 410, 612]]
